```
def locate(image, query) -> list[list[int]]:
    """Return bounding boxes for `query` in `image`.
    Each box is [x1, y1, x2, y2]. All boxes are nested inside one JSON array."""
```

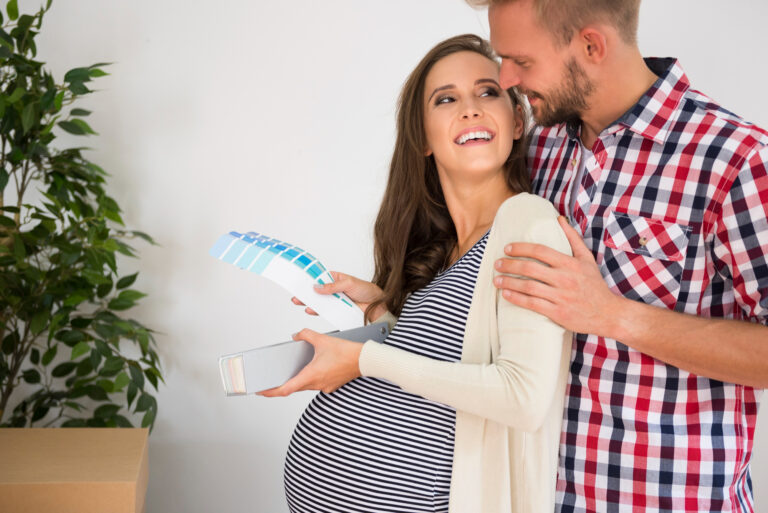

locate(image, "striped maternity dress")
[[283, 232, 488, 513]]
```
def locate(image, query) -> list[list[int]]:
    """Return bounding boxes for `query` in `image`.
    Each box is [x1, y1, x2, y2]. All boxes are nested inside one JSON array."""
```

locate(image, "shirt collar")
[[563, 57, 690, 146]]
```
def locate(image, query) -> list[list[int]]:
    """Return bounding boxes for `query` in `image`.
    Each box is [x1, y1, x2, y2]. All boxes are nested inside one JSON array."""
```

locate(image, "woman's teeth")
[[456, 131, 493, 145]]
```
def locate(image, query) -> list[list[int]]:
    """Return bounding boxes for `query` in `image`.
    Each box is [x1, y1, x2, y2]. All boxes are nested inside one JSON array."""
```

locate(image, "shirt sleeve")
[[713, 144, 768, 325], [359, 198, 572, 432]]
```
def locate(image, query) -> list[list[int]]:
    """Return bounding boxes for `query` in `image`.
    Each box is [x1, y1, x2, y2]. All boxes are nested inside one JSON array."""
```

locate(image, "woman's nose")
[[460, 99, 482, 119]]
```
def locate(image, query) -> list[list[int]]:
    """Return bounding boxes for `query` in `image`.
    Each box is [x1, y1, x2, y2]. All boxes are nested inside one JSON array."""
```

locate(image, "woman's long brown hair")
[[366, 34, 530, 321]]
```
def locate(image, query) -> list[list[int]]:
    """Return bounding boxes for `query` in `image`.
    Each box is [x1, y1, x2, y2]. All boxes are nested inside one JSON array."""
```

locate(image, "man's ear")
[[578, 27, 608, 64], [513, 104, 525, 140]]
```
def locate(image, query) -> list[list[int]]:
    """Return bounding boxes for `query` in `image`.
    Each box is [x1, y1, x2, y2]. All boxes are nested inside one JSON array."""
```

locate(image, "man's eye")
[[514, 60, 529, 68]]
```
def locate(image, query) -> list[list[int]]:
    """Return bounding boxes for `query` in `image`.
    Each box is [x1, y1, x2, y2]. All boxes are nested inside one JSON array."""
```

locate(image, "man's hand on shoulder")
[[493, 216, 626, 336]]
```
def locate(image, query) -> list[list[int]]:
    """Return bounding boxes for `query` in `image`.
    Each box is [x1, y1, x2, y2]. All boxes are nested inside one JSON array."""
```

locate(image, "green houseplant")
[[0, 0, 162, 429]]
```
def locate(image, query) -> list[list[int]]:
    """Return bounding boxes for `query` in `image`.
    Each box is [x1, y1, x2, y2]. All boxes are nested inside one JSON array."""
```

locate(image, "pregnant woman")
[[262, 34, 572, 513]]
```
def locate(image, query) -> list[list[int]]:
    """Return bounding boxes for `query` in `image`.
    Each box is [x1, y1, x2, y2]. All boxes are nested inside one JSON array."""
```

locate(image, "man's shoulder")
[[678, 88, 768, 152]]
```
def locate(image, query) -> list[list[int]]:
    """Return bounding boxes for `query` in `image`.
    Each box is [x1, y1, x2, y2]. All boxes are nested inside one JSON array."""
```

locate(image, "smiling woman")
[[266, 34, 573, 513]]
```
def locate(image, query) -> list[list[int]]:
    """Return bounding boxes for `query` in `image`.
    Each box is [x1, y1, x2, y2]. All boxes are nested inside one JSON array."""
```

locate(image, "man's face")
[[489, 0, 594, 126]]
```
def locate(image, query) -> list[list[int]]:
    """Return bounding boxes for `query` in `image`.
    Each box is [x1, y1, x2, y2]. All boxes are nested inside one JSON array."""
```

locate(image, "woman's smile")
[[454, 126, 496, 146]]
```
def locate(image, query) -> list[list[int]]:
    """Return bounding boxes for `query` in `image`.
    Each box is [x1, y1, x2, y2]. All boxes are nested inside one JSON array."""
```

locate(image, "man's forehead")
[[489, 2, 552, 57]]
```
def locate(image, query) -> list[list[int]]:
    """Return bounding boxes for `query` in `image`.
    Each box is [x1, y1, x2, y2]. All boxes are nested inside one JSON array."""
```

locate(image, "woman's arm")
[[360, 208, 572, 431]]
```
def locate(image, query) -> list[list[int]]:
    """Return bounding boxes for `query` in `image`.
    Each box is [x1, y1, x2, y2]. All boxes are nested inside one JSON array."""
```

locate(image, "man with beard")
[[472, 0, 768, 511]]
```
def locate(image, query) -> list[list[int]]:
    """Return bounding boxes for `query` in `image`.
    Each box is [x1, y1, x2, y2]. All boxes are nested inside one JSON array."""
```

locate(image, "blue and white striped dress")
[[283, 232, 488, 513]]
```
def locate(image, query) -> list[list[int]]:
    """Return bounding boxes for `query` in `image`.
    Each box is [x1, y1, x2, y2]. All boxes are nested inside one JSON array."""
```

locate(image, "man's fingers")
[[494, 275, 558, 303], [494, 258, 559, 286], [502, 242, 571, 268], [500, 289, 557, 319], [557, 216, 593, 261]]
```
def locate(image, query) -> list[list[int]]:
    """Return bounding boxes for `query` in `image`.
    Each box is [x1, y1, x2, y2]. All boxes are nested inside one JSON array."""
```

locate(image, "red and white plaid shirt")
[[529, 58, 768, 512]]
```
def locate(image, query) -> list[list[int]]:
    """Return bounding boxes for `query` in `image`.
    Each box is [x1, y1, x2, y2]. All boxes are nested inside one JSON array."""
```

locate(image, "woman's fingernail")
[[495, 260, 503, 269], [314, 283, 324, 289], [494, 276, 502, 286]]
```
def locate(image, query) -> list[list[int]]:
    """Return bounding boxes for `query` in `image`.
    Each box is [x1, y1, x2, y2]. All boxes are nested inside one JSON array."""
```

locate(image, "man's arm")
[[494, 216, 768, 388]]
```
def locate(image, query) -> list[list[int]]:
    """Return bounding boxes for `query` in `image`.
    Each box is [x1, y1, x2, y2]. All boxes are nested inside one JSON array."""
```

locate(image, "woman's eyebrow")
[[427, 84, 454, 102], [476, 78, 501, 88], [427, 79, 501, 102]]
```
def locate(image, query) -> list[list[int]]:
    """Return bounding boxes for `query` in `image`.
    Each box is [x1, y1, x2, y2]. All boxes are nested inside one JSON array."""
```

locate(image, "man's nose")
[[499, 61, 521, 89]]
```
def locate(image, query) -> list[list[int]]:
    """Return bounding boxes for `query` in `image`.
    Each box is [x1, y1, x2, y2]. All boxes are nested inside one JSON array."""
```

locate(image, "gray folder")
[[219, 322, 390, 396]]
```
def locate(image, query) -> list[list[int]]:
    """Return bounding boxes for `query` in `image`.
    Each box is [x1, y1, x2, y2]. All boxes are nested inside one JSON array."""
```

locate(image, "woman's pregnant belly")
[[283, 376, 457, 513]]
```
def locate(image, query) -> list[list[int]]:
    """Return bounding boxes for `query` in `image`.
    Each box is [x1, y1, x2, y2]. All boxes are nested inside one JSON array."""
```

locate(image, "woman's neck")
[[439, 171, 515, 263]]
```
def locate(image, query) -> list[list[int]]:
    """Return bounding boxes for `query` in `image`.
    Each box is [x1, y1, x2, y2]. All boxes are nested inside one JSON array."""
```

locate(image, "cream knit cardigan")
[[360, 193, 572, 513]]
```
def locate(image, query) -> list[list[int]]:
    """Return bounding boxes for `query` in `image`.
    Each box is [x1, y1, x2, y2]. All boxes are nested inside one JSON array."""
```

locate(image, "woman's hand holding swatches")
[[291, 271, 386, 320]]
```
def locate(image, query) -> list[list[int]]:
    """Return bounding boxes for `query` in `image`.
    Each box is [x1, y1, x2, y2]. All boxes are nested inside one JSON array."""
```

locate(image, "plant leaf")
[[141, 408, 155, 428], [70, 341, 90, 360], [113, 371, 130, 391], [41, 345, 57, 365], [7, 86, 24, 103], [118, 289, 146, 302], [6, 0, 17, 21], [64, 67, 90, 83], [135, 393, 154, 412], [116, 272, 138, 289], [126, 382, 138, 407], [94, 404, 120, 419], [29, 311, 48, 334], [128, 364, 145, 389], [52, 361, 77, 378], [22, 369, 41, 384], [58, 120, 86, 135], [21, 103, 35, 134]]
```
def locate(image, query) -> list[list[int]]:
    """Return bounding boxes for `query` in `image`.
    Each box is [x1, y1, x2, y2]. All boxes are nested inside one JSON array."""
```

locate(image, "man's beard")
[[523, 58, 594, 127]]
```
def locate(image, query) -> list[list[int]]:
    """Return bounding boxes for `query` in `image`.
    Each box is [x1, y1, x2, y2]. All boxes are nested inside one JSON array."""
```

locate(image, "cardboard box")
[[0, 428, 149, 513]]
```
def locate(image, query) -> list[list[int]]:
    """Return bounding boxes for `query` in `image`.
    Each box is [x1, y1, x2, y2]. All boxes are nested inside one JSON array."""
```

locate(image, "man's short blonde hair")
[[468, 0, 641, 46]]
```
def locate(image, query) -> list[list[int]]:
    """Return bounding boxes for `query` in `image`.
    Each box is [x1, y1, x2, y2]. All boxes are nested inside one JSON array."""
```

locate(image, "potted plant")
[[0, 0, 162, 429]]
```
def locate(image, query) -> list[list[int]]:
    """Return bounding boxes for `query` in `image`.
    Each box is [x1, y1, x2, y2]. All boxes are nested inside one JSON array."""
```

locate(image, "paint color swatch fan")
[[209, 231, 363, 330], [210, 231, 377, 395]]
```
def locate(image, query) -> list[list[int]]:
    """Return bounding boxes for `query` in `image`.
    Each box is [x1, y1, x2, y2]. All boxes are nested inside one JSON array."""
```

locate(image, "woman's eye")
[[480, 88, 500, 98], [435, 95, 455, 105]]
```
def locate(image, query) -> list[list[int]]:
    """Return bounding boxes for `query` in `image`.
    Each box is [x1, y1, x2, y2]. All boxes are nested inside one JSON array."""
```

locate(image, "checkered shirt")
[[528, 58, 768, 512]]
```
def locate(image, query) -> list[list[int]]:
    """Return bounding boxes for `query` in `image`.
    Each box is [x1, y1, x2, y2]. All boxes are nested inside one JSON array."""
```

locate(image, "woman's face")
[[423, 51, 522, 182]]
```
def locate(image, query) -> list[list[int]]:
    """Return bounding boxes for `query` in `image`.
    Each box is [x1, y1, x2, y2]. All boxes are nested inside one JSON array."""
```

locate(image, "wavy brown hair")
[[366, 34, 530, 321]]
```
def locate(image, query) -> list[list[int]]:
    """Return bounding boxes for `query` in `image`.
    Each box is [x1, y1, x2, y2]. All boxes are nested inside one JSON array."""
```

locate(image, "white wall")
[[33, 1, 768, 511]]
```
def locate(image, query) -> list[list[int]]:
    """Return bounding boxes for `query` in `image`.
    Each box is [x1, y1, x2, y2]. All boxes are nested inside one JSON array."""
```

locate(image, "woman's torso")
[[283, 232, 488, 513]]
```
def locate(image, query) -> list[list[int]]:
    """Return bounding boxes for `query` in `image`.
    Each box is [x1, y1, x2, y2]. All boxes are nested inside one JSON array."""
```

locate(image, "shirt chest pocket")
[[601, 211, 692, 309]]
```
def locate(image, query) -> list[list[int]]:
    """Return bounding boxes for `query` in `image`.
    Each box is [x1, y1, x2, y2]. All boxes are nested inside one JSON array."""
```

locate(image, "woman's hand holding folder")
[[258, 328, 364, 397]]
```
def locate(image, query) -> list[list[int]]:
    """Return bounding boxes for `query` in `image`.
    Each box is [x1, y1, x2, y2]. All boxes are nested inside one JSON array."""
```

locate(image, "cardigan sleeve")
[[359, 196, 572, 432]]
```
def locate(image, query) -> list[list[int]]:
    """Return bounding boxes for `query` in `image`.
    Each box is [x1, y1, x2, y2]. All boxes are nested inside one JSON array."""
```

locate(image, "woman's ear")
[[513, 104, 525, 140], [424, 146, 433, 157]]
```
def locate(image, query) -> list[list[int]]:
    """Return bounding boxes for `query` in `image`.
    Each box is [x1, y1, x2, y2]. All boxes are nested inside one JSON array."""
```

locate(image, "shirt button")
[[638, 236, 648, 246], [571, 158, 578, 167]]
